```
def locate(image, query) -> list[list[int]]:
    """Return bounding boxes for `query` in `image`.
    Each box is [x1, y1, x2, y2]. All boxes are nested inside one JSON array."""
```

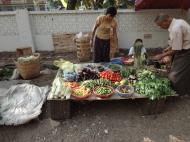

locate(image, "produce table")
[[47, 62, 177, 120], [47, 94, 177, 121]]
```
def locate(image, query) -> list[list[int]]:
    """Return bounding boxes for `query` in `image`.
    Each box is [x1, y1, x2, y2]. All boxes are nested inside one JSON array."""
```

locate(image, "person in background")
[[153, 14, 190, 95], [128, 38, 147, 58], [91, 6, 119, 63]]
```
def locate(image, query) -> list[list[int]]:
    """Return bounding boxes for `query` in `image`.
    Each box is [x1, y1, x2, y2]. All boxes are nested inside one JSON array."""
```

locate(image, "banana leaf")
[[60, 0, 68, 8]]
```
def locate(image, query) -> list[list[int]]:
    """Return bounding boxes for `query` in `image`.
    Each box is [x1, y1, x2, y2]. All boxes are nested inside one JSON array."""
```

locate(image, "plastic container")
[[111, 58, 122, 65]]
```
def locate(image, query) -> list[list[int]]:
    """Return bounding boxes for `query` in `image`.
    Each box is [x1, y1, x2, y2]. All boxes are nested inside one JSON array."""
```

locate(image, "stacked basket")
[[15, 53, 40, 80], [75, 36, 91, 62]]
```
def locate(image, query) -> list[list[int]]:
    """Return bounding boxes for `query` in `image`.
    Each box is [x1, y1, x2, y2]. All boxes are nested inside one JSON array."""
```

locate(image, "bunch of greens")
[[108, 64, 122, 72], [120, 68, 136, 78], [0, 68, 14, 80], [135, 69, 172, 100]]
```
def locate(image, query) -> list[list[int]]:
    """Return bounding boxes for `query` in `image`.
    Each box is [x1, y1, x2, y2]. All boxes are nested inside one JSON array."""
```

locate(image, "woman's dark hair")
[[135, 39, 143, 43], [105, 6, 117, 17]]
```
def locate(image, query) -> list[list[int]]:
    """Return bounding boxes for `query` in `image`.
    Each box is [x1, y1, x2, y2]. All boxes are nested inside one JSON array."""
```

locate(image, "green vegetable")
[[108, 64, 122, 72], [81, 79, 114, 89], [0, 68, 13, 78], [75, 91, 83, 96], [135, 69, 172, 100], [95, 87, 112, 95], [120, 68, 136, 78]]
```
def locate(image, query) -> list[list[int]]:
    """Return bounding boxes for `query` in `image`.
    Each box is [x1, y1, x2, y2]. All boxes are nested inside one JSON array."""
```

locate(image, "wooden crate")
[[52, 33, 76, 53]]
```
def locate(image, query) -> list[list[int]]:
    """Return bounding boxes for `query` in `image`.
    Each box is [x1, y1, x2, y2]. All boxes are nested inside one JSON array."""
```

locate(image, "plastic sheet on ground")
[[0, 83, 49, 125]]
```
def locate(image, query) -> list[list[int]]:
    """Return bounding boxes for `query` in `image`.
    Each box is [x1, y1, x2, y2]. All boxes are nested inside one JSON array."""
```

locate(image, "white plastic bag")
[[0, 83, 49, 125]]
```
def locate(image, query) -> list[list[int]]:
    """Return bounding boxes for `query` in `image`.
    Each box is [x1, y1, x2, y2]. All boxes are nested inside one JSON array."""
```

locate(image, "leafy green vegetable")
[[135, 69, 172, 100], [0, 68, 14, 79], [120, 68, 136, 78], [108, 64, 122, 72]]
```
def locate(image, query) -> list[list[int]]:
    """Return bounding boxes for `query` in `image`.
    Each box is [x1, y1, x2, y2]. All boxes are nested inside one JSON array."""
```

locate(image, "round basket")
[[75, 39, 91, 62], [71, 92, 91, 100], [93, 86, 114, 99], [15, 53, 40, 80]]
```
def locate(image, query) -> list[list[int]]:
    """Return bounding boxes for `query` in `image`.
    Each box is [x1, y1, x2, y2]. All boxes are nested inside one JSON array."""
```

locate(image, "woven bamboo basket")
[[75, 38, 91, 62], [52, 33, 76, 53], [15, 53, 40, 80]]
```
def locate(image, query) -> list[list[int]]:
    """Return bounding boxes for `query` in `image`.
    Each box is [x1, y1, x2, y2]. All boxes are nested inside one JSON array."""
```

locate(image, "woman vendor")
[[91, 6, 119, 63], [153, 14, 190, 95]]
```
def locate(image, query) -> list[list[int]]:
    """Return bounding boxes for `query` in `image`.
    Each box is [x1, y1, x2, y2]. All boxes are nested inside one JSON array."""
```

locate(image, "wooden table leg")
[[141, 99, 166, 115], [50, 99, 71, 120]]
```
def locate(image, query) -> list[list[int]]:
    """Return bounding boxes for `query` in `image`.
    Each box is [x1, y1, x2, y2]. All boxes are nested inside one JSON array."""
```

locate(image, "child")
[[128, 39, 147, 58], [91, 6, 118, 63]]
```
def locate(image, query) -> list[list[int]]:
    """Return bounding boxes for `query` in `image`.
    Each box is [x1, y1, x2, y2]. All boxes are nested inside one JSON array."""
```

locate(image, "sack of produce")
[[15, 53, 40, 80], [53, 59, 74, 72]]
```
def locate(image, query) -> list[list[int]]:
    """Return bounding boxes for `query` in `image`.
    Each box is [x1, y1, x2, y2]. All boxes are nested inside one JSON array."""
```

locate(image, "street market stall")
[[47, 59, 177, 120]]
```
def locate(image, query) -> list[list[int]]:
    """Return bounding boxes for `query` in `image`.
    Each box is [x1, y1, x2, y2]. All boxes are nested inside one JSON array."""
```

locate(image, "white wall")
[[0, 9, 189, 52]]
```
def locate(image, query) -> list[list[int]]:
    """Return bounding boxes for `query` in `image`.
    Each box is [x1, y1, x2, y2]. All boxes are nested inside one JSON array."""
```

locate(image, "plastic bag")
[[53, 59, 74, 72], [75, 32, 91, 42], [0, 84, 49, 125]]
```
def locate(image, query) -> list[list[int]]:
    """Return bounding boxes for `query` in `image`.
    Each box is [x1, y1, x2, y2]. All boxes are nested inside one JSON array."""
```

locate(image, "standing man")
[[153, 14, 190, 95]]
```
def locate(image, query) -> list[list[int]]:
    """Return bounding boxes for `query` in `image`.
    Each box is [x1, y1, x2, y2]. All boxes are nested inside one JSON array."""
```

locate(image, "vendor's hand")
[[160, 56, 171, 64], [152, 54, 163, 60], [163, 48, 168, 53]]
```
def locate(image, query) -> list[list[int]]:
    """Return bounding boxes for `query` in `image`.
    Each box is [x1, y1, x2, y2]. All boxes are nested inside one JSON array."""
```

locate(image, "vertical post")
[[16, 9, 35, 52]]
